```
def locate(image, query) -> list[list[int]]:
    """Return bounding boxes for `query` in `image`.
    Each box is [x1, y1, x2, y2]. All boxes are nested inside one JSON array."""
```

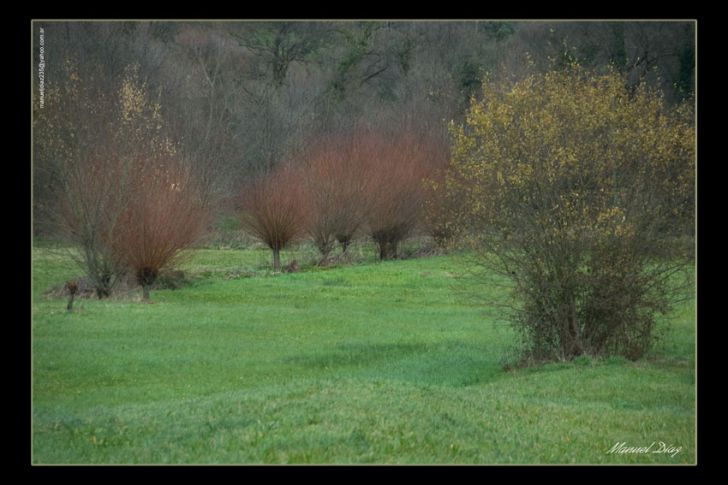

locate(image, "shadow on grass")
[[282, 341, 506, 388], [282, 343, 428, 369]]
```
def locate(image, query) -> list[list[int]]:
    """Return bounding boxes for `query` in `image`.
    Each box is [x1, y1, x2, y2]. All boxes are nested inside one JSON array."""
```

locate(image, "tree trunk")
[[560, 296, 583, 359], [137, 268, 158, 302], [378, 241, 387, 260], [273, 247, 281, 272], [96, 273, 112, 299], [66, 280, 78, 311], [317, 241, 332, 261], [568, 304, 584, 357], [378, 240, 398, 260]]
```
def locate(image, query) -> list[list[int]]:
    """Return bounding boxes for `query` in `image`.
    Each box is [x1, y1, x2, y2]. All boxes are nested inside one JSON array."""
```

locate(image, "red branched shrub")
[[239, 164, 309, 271], [113, 153, 209, 301], [300, 134, 369, 260], [354, 129, 444, 260]]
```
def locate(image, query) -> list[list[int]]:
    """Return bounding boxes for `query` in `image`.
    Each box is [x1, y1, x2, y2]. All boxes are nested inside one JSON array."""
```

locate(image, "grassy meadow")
[[31, 242, 696, 464]]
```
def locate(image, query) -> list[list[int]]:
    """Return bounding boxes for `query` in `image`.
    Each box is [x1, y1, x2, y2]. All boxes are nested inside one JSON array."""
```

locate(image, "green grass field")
[[31, 244, 696, 464]]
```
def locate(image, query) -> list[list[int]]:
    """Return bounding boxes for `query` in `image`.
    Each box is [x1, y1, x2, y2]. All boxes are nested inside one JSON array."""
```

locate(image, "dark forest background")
[[31, 20, 695, 237]]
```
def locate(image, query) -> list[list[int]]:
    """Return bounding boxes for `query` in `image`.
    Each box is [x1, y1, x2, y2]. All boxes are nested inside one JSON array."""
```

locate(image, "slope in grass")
[[31, 246, 695, 464]]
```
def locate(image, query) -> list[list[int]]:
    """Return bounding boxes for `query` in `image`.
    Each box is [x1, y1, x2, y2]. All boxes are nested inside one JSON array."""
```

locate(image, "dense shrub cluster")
[[237, 126, 449, 268], [441, 63, 695, 362]]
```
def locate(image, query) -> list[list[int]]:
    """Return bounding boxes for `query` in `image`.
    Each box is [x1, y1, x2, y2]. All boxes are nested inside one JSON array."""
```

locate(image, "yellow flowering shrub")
[[445, 63, 695, 362]]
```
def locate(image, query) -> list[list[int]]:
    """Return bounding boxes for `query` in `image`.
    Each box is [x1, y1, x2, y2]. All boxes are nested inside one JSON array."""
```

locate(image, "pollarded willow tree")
[[300, 134, 369, 262], [41, 63, 210, 301], [358, 129, 442, 260], [239, 164, 309, 272], [114, 152, 209, 301], [111, 67, 210, 301], [443, 63, 694, 362]]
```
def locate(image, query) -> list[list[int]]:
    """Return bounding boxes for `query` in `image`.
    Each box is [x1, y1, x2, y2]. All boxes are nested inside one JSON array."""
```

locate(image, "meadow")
[[31, 243, 696, 464]]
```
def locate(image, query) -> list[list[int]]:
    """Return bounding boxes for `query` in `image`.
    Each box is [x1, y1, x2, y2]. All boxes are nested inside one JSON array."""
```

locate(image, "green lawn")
[[31, 244, 696, 464]]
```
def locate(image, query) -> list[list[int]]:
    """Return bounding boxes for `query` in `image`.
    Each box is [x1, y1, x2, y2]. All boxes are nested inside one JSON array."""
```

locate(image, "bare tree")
[[165, 25, 247, 205], [239, 164, 309, 271], [114, 152, 209, 301], [355, 127, 441, 260], [36, 59, 130, 298], [300, 133, 370, 260], [232, 22, 326, 88]]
